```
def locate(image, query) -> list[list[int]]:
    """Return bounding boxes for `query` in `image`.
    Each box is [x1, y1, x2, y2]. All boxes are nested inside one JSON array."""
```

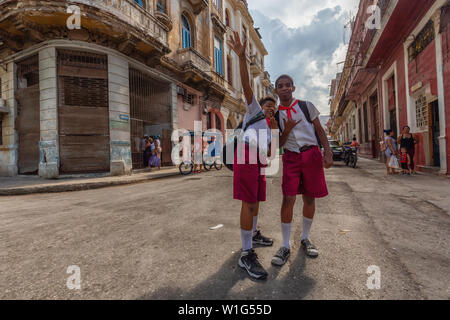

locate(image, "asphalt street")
[[0, 157, 449, 299]]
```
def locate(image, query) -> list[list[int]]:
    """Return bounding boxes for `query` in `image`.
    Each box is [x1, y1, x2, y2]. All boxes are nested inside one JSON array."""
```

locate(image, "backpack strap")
[[298, 100, 312, 123]]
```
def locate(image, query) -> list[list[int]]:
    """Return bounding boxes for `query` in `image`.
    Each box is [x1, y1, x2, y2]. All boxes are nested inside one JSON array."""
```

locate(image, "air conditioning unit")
[[177, 86, 186, 96]]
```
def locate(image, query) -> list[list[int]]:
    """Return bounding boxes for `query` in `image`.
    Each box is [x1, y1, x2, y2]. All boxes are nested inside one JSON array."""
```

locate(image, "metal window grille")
[[17, 55, 39, 88], [129, 68, 171, 169], [408, 20, 435, 62], [415, 95, 428, 130], [58, 50, 107, 70]]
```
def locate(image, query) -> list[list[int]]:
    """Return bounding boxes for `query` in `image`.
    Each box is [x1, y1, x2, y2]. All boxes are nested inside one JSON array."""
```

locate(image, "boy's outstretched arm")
[[230, 31, 253, 105]]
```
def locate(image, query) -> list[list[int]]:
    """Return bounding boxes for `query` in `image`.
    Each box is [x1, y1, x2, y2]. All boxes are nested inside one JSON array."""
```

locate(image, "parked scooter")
[[343, 146, 358, 168]]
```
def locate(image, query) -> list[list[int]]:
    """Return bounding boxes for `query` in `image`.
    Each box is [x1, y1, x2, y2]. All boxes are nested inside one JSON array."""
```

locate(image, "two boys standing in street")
[[230, 32, 333, 280]]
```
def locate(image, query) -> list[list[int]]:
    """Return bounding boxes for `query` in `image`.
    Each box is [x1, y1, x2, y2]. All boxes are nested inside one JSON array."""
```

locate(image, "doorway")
[[57, 50, 110, 174], [16, 55, 40, 175], [430, 100, 440, 167], [370, 92, 380, 158], [129, 68, 171, 169]]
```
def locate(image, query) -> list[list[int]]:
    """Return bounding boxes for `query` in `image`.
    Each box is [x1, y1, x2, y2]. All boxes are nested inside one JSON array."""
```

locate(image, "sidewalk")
[[0, 167, 180, 196], [340, 156, 450, 216]]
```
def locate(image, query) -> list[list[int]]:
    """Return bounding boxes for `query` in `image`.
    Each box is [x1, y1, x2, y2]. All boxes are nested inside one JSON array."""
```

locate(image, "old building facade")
[[0, 0, 274, 177], [330, 0, 450, 175]]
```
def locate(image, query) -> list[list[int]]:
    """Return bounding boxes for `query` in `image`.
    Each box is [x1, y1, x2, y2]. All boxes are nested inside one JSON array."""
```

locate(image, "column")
[[170, 82, 178, 131], [108, 54, 132, 176], [39, 47, 59, 178]]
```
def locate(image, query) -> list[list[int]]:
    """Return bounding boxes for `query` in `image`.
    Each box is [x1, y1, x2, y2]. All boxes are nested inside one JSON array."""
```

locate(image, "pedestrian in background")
[[384, 129, 398, 175], [400, 147, 411, 175], [155, 135, 162, 170], [398, 126, 418, 174], [143, 137, 152, 168]]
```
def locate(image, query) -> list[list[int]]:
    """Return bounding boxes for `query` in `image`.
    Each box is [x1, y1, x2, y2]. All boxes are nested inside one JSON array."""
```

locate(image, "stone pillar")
[[108, 54, 132, 176], [39, 47, 59, 178], [0, 62, 18, 176], [170, 82, 178, 131]]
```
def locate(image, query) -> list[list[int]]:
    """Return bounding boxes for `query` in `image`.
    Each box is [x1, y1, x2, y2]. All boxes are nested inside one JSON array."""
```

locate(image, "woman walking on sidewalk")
[[398, 126, 418, 174]]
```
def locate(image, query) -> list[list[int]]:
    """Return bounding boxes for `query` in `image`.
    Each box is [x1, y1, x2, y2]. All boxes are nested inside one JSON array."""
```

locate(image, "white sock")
[[301, 217, 313, 241], [241, 229, 253, 252], [281, 223, 291, 249], [252, 216, 258, 234]]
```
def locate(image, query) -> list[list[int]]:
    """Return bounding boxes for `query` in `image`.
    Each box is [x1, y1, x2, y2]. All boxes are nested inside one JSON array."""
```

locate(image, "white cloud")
[[248, 0, 359, 115], [248, 0, 358, 28]]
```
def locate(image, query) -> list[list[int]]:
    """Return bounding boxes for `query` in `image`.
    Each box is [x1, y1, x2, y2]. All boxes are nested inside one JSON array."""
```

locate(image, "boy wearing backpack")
[[230, 32, 278, 280], [271, 75, 333, 266]]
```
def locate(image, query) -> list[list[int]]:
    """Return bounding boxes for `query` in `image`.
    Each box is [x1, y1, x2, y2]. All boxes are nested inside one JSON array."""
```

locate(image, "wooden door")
[[17, 85, 40, 174], [57, 50, 110, 174], [16, 55, 40, 174], [430, 101, 440, 167]]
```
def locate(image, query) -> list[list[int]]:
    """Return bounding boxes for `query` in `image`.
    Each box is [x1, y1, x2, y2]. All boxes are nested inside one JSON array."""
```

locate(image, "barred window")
[[415, 95, 428, 130], [183, 93, 195, 105]]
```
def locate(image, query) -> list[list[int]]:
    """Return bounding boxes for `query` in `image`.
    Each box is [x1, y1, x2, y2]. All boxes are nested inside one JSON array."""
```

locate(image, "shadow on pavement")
[[139, 247, 315, 300]]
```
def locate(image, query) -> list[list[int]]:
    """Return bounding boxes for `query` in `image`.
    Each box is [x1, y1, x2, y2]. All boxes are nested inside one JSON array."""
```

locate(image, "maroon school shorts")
[[233, 144, 267, 203], [282, 147, 328, 198]]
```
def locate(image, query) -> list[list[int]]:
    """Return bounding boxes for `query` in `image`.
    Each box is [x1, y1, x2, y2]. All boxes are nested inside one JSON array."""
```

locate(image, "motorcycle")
[[343, 146, 358, 168]]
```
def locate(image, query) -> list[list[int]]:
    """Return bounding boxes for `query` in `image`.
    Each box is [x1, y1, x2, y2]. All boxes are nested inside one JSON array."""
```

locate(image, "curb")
[[0, 171, 180, 196]]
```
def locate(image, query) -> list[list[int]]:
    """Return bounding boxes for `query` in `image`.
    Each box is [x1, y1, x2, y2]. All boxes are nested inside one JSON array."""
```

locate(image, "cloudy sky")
[[248, 0, 359, 115]]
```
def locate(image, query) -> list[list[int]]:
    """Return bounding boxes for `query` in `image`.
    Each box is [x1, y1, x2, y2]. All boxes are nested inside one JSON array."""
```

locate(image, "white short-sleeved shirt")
[[238, 95, 271, 152], [278, 99, 320, 153]]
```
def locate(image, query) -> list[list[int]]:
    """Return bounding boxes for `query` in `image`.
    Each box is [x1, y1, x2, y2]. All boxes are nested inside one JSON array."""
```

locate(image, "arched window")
[[134, 0, 144, 7], [182, 15, 191, 48]]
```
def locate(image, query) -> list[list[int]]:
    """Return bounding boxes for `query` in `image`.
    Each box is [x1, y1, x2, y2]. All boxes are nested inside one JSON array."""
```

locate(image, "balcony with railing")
[[187, 0, 209, 15], [0, 0, 170, 57], [176, 47, 211, 74], [250, 55, 263, 77], [262, 71, 271, 86]]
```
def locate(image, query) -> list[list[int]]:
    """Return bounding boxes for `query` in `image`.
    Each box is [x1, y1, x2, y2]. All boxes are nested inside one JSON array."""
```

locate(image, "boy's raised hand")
[[283, 118, 302, 133], [231, 31, 247, 57]]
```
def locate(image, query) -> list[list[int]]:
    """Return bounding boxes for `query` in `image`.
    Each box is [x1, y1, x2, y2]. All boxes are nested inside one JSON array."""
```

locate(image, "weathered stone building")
[[0, 0, 274, 177]]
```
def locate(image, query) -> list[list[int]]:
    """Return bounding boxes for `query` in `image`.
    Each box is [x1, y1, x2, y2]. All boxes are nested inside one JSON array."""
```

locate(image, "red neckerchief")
[[279, 100, 298, 119]]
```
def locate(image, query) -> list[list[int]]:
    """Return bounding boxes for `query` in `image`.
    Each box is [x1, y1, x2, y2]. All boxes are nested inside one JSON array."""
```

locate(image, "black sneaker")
[[271, 247, 290, 266], [301, 239, 319, 258], [253, 230, 274, 246], [238, 249, 268, 280]]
